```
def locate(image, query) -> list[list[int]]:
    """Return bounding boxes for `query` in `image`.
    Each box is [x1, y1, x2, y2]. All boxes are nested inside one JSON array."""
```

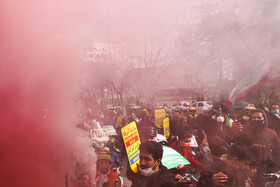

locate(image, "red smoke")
[[0, 1, 96, 186]]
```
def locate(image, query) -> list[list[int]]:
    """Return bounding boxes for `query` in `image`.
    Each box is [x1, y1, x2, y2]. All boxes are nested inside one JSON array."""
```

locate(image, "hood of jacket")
[[248, 108, 268, 131]]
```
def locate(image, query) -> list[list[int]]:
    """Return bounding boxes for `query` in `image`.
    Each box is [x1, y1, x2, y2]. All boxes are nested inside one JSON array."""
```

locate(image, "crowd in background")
[[77, 99, 280, 187]]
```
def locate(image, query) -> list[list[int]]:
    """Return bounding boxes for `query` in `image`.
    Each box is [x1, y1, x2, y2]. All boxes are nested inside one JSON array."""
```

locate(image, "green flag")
[[225, 115, 232, 128]]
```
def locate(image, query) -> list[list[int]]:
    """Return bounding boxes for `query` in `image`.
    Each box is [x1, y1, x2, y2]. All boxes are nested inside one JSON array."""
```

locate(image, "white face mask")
[[139, 161, 157, 177], [100, 115, 104, 119], [212, 115, 216, 120], [216, 116, 224, 123]]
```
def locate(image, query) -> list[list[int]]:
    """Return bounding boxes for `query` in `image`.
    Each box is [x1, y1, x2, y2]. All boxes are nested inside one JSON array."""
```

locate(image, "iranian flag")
[[225, 59, 270, 108]]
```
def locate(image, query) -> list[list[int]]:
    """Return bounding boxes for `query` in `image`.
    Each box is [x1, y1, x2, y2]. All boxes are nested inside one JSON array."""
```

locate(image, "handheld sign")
[[162, 145, 190, 169], [163, 118, 170, 139], [189, 135, 198, 147], [155, 109, 166, 128], [121, 121, 141, 173], [90, 128, 109, 142], [103, 125, 117, 136]]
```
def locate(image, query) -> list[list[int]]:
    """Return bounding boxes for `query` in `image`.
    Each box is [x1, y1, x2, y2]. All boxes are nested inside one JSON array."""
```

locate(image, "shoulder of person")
[[263, 127, 279, 136], [155, 165, 174, 178]]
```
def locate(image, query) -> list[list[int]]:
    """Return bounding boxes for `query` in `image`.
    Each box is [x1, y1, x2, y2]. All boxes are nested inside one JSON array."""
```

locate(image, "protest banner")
[[155, 109, 166, 128], [163, 118, 170, 139], [90, 128, 109, 142], [162, 146, 190, 169], [121, 121, 141, 173], [103, 125, 117, 136]]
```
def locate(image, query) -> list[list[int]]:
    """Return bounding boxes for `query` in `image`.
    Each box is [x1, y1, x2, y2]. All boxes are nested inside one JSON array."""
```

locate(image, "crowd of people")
[[78, 101, 280, 187]]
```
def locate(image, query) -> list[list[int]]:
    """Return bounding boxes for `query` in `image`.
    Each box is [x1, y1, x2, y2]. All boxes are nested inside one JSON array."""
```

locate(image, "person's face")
[[211, 114, 216, 120], [98, 131, 102, 137], [141, 135, 155, 142], [98, 160, 111, 174], [233, 113, 241, 121], [251, 112, 264, 121], [272, 105, 279, 111], [144, 115, 152, 122], [179, 137, 192, 149], [139, 150, 159, 170], [216, 113, 224, 118], [249, 166, 257, 177], [237, 160, 251, 174], [173, 112, 179, 118]]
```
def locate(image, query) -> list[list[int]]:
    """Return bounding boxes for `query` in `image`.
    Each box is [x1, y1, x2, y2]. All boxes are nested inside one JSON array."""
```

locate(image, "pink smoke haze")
[[1, 0, 280, 186], [0, 0, 97, 186]]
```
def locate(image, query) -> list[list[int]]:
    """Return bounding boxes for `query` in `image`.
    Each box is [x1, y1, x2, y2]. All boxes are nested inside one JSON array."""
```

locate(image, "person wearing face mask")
[[264, 104, 280, 138], [128, 141, 176, 187], [271, 104, 280, 116], [234, 109, 280, 172], [170, 130, 205, 180], [231, 109, 280, 186], [204, 111, 232, 157]]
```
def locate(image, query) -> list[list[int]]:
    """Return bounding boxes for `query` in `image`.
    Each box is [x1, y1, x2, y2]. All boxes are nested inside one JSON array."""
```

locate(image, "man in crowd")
[[170, 130, 205, 179], [230, 108, 280, 186], [94, 150, 121, 187], [186, 107, 204, 145], [139, 125, 157, 142], [138, 113, 155, 132], [266, 104, 280, 137], [271, 104, 280, 117], [169, 110, 180, 144], [128, 141, 176, 187], [186, 107, 199, 130], [126, 125, 158, 183], [197, 143, 253, 187], [204, 111, 231, 157], [242, 106, 256, 124], [235, 109, 280, 172]]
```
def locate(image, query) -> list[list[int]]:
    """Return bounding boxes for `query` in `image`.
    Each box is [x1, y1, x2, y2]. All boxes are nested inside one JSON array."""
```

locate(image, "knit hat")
[[97, 150, 111, 162]]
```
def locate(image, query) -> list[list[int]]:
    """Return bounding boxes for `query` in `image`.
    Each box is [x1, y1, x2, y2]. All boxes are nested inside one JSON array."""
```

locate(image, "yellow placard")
[[115, 116, 124, 129], [155, 109, 166, 128], [121, 121, 141, 173], [163, 118, 170, 139]]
